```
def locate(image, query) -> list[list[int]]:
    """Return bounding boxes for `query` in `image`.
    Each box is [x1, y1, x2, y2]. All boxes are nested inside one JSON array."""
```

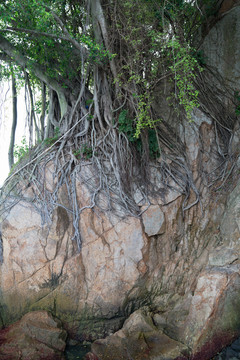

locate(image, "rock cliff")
[[1, 5, 240, 360]]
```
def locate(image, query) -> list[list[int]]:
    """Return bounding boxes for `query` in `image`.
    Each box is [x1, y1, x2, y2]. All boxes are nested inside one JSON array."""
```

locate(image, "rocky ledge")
[[0, 311, 67, 360]]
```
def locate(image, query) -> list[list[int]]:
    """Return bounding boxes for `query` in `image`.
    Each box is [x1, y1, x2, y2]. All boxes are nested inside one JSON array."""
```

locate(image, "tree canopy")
[[0, 0, 215, 132]]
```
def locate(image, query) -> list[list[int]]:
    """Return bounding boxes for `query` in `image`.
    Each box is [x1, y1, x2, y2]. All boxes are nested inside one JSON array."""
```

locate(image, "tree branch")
[[0, 34, 68, 118], [0, 52, 12, 63], [0, 26, 70, 42], [44, 6, 87, 57]]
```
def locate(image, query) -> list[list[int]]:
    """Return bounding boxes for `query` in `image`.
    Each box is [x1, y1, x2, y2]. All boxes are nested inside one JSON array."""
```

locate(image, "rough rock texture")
[[2, 135, 240, 360], [0, 181, 149, 339], [202, 4, 240, 90], [1, 6, 240, 360], [142, 205, 165, 236], [184, 266, 240, 359], [0, 311, 67, 360], [90, 309, 189, 360]]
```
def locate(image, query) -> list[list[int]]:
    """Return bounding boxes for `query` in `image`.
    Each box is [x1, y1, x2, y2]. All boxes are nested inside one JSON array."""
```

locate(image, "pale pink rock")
[[91, 309, 189, 360], [183, 266, 240, 359]]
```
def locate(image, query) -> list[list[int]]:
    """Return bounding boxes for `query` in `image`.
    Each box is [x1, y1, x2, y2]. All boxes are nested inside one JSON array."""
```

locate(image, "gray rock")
[[202, 6, 240, 90], [208, 247, 238, 266], [142, 205, 165, 236]]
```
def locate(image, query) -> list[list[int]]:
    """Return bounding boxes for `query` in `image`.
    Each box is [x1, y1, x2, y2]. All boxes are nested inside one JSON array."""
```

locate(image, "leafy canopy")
[[0, 0, 215, 142]]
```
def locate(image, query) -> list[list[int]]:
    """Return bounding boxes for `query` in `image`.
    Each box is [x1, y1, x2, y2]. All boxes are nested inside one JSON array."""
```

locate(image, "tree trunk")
[[8, 74, 17, 169], [25, 72, 40, 143], [8, 73, 17, 169], [40, 82, 46, 140], [45, 90, 58, 139]]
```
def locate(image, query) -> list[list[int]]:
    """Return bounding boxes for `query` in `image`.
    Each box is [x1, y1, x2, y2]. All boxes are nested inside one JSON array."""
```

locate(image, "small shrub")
[[73, 143, 93, 160], [118, 110, 160, 159], [118, 110, 135, 142], [13, 137, 29, 162]]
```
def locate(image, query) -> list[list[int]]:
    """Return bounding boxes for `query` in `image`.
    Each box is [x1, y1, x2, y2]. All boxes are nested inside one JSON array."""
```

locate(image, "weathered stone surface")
[[202, 6, 240, 90], [91, 309, 189, 360], [92, 333, 189, 360], [120, 309, 156, 335], [84, 353, 99, 360], [183, 266, 240, 359], [0, 175, 149, 339], [208, 247, 238, 266], [0, 311, 67, 360], [2, 177, 240, 358], [220, 181, 240, 245], [142, 205, 165, 236]]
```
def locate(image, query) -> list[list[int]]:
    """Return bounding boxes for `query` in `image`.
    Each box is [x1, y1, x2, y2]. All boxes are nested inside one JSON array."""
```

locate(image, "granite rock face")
[[1, 6, 240, 360], [202, 4, 240, 91], [1, 164, 240, 360], [0, 178, 150, 339], [183, 266, 240, 359]]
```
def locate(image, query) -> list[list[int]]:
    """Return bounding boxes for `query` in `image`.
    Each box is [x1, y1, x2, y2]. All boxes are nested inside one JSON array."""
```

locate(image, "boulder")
[[91, 309, 189, 360], [0, 311, 67, 360]]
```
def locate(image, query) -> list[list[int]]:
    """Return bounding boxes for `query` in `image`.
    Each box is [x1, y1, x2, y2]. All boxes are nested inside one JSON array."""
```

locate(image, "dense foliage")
[[0, 0, 215, 141]]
